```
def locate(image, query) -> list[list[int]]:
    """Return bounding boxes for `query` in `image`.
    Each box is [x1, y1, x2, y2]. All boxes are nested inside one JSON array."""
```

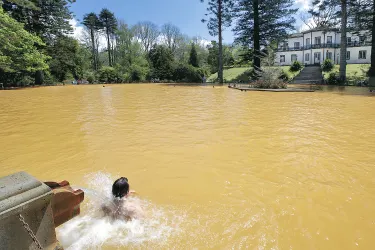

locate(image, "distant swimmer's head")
[[112, 177, 129, 198]]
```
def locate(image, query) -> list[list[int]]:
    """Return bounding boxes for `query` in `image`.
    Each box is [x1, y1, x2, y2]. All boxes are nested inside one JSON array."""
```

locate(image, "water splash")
[[57, 172, 184, 249]]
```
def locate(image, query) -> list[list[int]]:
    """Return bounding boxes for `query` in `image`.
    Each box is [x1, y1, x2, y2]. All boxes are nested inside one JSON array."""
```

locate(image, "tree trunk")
[[253, 0, 261, 71], [368, 0, 375, 86], [90, 28, 97, 71], [106, 29, 111, 67], [339, 0, 347, 82], [218, 0, 223, 84]]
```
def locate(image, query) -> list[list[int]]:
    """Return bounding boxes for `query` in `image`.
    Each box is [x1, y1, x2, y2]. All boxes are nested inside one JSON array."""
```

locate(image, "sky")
[[69, 0, 311, 44]]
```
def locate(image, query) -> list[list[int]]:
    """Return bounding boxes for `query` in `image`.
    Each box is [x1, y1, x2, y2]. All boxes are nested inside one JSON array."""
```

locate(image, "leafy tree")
[[99, 8, 117, 67], [133, 21, 160, 52], [48, 36, 90, 82], [148, 44, 175, 80], [301, 0, 340, 29], [82, 12, 101, 70], [233, 0, 297, 71], [189, 43, 199, 67], [3, 0, 75, 84], [1, 0, 38, 9], [207, 41, 235, 73], [3, 0, 74, 43], [201, 0, 234, 84], [98, 66, 119, 83], [369, 0, 375, 84], [349, 0, 374, 84], [0, 7, 49, 86], [161, 23, 183, 54]]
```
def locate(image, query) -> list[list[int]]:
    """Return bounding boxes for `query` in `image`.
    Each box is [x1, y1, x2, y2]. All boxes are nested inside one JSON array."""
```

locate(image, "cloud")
[[69, 18, 84, 40], [295, 0, 310, 10]]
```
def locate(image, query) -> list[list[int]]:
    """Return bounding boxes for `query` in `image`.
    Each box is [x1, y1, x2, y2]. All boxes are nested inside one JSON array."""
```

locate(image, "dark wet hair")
[[112, 177, 129, 198]]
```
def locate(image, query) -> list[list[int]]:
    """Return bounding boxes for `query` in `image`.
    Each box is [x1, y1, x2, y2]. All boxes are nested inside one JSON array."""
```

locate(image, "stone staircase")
[[291, 66, 323, 84]]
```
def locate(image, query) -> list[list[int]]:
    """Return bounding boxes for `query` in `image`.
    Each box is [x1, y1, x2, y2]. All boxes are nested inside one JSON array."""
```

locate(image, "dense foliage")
[[0, 7, 49, 85], [233, 0, 297, 70], [1, 0, 373, 87], [289, 61, 302, 72], [201, 0, 234, 84], [321, 59, 334, 72]]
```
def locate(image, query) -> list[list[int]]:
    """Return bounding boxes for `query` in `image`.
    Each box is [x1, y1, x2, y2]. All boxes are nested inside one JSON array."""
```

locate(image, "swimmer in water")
[[101, 177, 142, 220]]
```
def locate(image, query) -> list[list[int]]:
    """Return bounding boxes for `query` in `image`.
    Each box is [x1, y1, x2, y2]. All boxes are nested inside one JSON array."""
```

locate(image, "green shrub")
[[253, 80, 287, 89], [87, 74, 95, 84], [290, 61, 302, 72], [98, 66, 119, 83], [129, 64, 148, 82], [327, 73, 340, 85], [43, 71, 57, 85], [122, 73, 131, 83], [19, 75, 34, 87], [173, 64, 203, 82], [321, 59, 334, 72], [278, 71, 289, 81]]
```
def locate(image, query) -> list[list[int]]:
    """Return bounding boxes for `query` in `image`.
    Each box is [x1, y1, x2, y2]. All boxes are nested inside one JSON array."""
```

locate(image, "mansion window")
[[280, 55, 285, 62], [346, 51, 350, 60], [315, 37, 321, 45], [305, 53, 310, 61], [306, 38, 310, 46], [359, 50, 367, 59], [347, 37, 352, 45], [294, 42, 300, 49], [326, 52, 332, 60], [291, 54, 297, 62], [327, 36, 332, 44]]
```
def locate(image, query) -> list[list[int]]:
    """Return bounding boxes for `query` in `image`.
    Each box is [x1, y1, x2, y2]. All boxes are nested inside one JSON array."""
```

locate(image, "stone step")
[[291, 66, 323, 84]]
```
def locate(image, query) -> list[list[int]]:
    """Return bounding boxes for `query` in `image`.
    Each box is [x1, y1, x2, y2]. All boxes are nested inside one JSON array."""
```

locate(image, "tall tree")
[[301, 0, 340, 29], [201, 0, 234, 84], [0, 6, 49, 82], [99, 8, 117, 67], [339, 0, 348, 81], [1, 0, 37, 9], [82, 12, 101, 71], [48, 36, 84, 81], [350, 0, 374, 84], [370, 0, 375, 85], [133, 21, 160, 52], [233, 0, 297, 71], [3, 0, 75, 84], [148, 45, 174, 80], [189, 43, 200, 67], [161, 23, 183, 54]]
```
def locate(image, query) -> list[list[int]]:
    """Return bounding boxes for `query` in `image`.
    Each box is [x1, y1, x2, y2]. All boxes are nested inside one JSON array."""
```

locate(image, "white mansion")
[[275, 28, 372, 66]]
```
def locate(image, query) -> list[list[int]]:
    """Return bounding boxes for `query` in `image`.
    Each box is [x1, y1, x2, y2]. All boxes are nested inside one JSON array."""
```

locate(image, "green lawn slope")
[[207, 66, 301, 83]]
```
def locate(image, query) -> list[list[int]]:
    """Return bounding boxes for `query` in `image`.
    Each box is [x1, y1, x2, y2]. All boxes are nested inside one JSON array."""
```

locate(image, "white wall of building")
[[275, 29, 372, 66], [276, 51, 303, 66]]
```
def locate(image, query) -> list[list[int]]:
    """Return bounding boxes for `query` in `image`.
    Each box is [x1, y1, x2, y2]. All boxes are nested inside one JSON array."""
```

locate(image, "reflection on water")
[[1, 84, 375, 249]]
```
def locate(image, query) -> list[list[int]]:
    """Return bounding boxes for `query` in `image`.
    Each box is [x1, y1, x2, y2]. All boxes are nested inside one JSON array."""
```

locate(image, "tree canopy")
[[0, 7, 49, 74]]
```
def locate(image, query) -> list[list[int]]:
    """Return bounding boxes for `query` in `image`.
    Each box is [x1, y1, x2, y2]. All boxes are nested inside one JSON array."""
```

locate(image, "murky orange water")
[[1, 84, 375, 249]]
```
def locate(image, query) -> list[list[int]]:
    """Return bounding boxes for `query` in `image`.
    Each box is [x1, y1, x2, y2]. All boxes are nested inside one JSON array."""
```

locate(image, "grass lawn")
[[323, 64, 370, 80], [207, 66, 301, 83], [207, 67, 248, 82]]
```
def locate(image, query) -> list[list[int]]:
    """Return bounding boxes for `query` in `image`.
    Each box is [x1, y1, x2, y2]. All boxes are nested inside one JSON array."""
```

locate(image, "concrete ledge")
[[228, 86, 315, 92]]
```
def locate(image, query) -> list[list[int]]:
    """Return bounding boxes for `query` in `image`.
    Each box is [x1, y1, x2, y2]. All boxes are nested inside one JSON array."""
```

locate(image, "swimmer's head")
[[112, 177, 129, 198]]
